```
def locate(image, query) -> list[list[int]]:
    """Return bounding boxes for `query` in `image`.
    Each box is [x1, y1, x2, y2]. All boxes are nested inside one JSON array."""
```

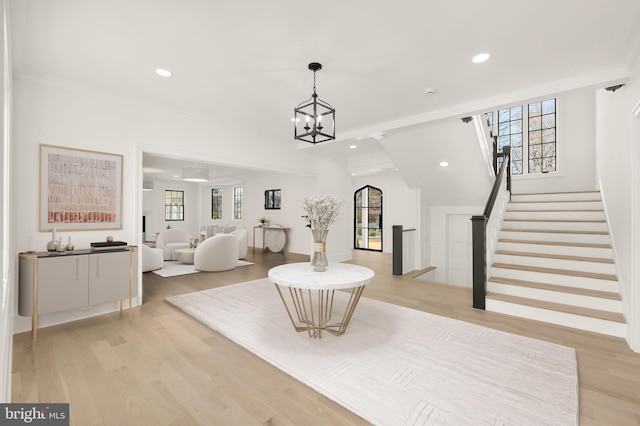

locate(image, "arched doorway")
[[354, 185, 382, 251]]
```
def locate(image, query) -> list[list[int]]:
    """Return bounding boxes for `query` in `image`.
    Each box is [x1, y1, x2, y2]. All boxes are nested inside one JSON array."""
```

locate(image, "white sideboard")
[[18, 247, 137, 341]]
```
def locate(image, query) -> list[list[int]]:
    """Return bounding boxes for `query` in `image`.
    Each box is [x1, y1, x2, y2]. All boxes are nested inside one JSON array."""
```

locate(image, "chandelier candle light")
[[301, 194, 343, 272], [294, 62, 335, 144]]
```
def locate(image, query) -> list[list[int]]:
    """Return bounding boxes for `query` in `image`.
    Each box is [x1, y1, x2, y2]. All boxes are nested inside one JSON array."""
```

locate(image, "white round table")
[[268, 262, 375, 338]]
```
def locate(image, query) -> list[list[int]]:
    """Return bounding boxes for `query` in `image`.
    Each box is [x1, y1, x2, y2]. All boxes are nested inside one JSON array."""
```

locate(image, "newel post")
[[471, 215, 487, 309]]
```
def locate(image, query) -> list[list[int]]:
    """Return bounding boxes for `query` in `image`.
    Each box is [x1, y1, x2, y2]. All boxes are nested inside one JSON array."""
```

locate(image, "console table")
[[268, 262, 375, 338], [253, 226, 289, 253], [18, 246, 137, 342]]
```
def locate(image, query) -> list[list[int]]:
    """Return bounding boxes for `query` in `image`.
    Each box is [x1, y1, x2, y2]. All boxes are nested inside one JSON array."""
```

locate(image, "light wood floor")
[[11, 249, 640, 425]]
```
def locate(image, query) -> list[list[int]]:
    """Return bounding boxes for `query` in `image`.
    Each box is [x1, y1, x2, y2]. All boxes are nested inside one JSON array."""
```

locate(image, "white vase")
[[47, 228, 58, 252]]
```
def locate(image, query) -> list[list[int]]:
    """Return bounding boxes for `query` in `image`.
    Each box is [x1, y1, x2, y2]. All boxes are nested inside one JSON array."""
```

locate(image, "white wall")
[[242, 171, 318, 256], [142, 178, 201, 238], [352, 172, 418, 254], [430, 206, 483, 285], [595, 53, 640, 349], [0, 0, 13, 403], [10, 76, 353, 333], [506, 90, 598, 194]]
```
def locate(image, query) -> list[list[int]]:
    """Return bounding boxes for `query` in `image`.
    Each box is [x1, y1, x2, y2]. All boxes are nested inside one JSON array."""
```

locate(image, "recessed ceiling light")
[[472, 53, 490, 64], [349, 145, 357, 149], [155, 68, 172, 77], [424, 87, 437, 94], [439, 161, 449, 167]]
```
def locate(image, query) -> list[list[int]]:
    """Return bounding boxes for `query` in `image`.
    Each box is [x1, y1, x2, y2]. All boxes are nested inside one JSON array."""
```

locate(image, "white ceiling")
[[9, 0, 640, 183]]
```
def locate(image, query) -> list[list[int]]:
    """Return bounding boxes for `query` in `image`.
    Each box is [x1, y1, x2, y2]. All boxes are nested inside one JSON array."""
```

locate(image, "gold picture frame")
[[39, 144, 123, 231]]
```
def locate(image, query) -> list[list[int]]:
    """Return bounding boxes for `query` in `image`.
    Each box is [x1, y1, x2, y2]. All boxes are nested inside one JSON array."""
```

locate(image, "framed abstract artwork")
[[39, 144, 123, 231]]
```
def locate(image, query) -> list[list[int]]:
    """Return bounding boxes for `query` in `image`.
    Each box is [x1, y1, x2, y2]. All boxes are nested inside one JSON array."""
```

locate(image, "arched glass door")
[[354, 185, 382, 251]]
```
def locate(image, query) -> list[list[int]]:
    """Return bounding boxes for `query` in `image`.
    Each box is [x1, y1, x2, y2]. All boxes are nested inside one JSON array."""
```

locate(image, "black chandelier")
[[294, 62, 335, 144]]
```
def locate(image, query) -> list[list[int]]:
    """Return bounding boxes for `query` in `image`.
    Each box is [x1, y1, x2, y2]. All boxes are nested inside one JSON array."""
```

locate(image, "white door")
[[447, 214, 472, 287]]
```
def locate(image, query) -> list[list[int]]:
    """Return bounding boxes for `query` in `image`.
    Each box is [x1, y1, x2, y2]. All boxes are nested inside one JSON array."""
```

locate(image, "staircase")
[[485, 190, 626, 338]]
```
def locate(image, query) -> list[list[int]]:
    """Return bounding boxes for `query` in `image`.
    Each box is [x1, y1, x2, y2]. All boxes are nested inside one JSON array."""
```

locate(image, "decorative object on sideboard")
[[106, 235, 114, 242], [46, 228, 58, 252], [65, 236, 74, 251], [90, 240, 128, 251], [55, 237, 65, 252], [258, 217, 269, 226]]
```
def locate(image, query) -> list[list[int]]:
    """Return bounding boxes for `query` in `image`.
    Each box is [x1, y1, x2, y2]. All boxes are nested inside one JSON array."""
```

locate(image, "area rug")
[[152, 260, 254, 278], [165, 278, 578, 425]]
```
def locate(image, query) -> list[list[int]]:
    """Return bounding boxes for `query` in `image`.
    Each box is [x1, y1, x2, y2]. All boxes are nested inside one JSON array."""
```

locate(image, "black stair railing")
[[471, 144, 511, 309]]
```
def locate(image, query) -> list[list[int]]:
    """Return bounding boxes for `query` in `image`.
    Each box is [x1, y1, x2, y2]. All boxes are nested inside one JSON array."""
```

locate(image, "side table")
[[268, 262, 375, 338]]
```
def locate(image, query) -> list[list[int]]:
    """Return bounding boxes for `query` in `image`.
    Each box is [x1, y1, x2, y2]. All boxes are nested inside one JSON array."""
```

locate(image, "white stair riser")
[[500, 231, 611, 245], [486, 299, 626, 338], [493, 254, 616, 275], [490, 266, 618, 291], [507, 201, 603, 211], [504, 210, 605, 221], [497, 241, 612, 258], [511, 192, 601, 203], [502, 220, 608, 232], [487, 282, 623, 312]]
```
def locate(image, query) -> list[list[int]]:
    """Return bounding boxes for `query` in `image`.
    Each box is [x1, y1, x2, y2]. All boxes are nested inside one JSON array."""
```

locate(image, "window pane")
[[510, 133, 523, 148], [543, 157, 556, 172], [165, 190, 184, 221], [528, 101, 541, 117], [511, 120, 522, 134], [528, 98, 556, 174], [368, 228, 381, 250], [510, 106, 522, 120], [498, 109, 510, 123], [530, 130, 541, 144], [542, 99, 556, 114], [529, 116, 541, 131], [512, 161, 522, 174], [542, 113, 555, 129], [529, 158, 541, 173]]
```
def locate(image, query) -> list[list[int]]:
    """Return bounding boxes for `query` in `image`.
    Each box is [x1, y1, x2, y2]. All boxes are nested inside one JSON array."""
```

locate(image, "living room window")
[[211, 188, 222, 220], [233, 187, 243, 220], [487, 98, 556, 175], [354, 185, 382, 251], [165, 190, 184, 221]]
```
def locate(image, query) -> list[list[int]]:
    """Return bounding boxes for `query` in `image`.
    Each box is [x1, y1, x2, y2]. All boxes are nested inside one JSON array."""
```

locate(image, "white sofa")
[[194, 233, 239, 272], [142, 243, 164, 272], [156, 229, 191, 260], [231, 228, 248, 259]]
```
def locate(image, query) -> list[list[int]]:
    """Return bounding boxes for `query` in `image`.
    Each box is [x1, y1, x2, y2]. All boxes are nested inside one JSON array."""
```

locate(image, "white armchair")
[[141, 243, 164, 272], [194, 234, 239, 272], [156, 229, 192, 260]]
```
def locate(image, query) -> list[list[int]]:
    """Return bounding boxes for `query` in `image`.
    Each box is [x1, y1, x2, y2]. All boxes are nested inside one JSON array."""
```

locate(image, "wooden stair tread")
[[488, 276, 621, 300], [405, 266, 436, 279], [495, 250, 614, 264], [498, 239, 611, 249], [491, 262, 618, 281], [512, 190, 600, 196], [509, 200, 601, 204], [504, 219, 606, 223], [501, 228, 608, 235], [506, 209, 604, 212], [486, 293, 626, 323]]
